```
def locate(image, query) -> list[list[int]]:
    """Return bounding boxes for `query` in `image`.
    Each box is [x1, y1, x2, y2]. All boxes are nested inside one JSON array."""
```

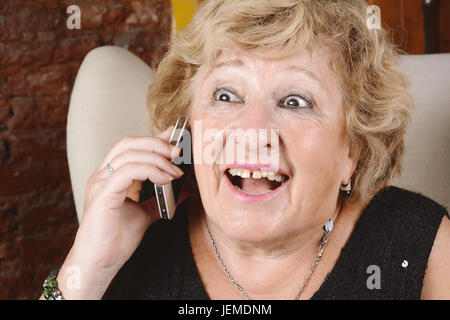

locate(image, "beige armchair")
[[67, 46, 450, 222]]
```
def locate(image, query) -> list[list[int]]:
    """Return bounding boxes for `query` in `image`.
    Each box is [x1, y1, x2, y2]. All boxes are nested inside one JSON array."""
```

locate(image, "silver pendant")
[[324, 219, 333, 233]]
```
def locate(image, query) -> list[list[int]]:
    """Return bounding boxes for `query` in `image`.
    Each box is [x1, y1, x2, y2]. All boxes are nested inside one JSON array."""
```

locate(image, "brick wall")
[[0, 0, 171, 299]]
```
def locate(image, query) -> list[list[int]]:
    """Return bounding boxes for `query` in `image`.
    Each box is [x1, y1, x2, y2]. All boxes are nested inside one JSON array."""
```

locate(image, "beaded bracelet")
[[43, 269, 65, 300]]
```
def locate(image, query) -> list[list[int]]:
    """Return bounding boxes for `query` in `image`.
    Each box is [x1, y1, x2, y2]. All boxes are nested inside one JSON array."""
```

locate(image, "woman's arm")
[[38, 241, 123, 300], [38, 127, 183, 300], [421, 215, 450, 299]]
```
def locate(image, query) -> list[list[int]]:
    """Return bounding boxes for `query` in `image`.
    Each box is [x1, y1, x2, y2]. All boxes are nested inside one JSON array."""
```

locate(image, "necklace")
[[205, 218, 334, 300]]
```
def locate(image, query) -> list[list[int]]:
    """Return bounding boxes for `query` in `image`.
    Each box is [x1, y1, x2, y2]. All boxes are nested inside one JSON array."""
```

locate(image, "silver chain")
[[205, 219, 333, 300]]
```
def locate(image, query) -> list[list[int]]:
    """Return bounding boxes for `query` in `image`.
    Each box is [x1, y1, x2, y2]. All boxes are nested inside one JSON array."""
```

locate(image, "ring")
[[106, 162, 114, 175]]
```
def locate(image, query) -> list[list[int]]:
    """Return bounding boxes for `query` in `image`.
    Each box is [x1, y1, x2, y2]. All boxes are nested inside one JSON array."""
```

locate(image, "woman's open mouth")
[[224, 167, 290, 199]]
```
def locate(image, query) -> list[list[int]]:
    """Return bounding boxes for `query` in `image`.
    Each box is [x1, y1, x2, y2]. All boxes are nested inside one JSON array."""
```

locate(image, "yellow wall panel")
[[171, 0, 198, 33]]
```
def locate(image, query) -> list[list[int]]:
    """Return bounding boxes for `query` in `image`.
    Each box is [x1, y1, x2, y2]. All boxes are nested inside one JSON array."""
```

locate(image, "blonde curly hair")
[[147, 0, 413, 204]]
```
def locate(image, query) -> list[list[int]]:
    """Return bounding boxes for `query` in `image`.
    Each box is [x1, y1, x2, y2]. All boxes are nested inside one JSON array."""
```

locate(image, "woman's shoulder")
[[358, 185, 448, 259], [368, 185, 448, 221], [312, 185, 447, 299], [375, 186, 450, 299]]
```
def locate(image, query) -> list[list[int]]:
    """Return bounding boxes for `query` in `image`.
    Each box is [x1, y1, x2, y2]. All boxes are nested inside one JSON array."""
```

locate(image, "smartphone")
[[138, 117, 192, 220]]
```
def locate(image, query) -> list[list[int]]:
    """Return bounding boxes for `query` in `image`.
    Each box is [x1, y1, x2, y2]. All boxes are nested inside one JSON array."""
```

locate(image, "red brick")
[[0, 8, 63, 41], [0, 12, 31, 42], [36, 96, 69, 128], [4, 69, 26, 95], [26, 68, 70, 95], [9, 96, 69, 134], [22, 205, 75, 235], [0, 140, 10, 165], [79, 2, 108, 29], [0, 9, 63, 42], [0, 258, 21, 279], [53, 35, 100, 63], [0, 96, 8, 131], [0, 167, 35, 195], [8, 133, 66, 162], [0, 229, 20, 260], [0, 43, 8, 66], [0, 0, 172, 300], [36, 9, 64, 32], [9, 97, 39, 134], [0, 207, 19, 234], [21, 225, 76, 270], [0, 276, 21, 299], [0, 160, 70, 196], [104, 4, 126, 25], [5, 64, 71, 95], [0, 42, 56, 66], [126, 0, 160, 26], [0, 3, 9, 15]]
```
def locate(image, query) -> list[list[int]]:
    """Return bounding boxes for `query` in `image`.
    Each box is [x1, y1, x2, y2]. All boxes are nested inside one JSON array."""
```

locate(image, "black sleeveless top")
[[105, 186, 448, 300]]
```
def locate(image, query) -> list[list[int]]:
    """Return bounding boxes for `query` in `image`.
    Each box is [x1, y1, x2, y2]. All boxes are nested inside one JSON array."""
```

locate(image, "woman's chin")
[[203, 176, 292, 242], [208, 175, 292, 242]]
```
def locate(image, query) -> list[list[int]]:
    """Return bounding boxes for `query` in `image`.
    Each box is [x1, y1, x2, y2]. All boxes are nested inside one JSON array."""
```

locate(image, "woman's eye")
[[279, 94, 314, 110], [213, 88, 242, 103]]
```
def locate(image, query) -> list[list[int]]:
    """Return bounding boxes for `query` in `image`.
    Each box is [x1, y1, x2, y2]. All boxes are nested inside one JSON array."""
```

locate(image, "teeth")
[[252, 171, 262, 179], [227, 168, 286, 183], [229, 168, 240, 176], [241, 169, 250, 178]]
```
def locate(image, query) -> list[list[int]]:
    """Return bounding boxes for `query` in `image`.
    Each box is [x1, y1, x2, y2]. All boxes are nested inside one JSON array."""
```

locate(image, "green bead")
[[43, 288, 54, 300], [47, 279, 57, 289]]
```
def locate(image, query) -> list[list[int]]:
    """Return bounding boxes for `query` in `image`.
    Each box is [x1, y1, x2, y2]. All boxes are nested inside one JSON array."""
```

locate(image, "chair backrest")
[[67, 46, 154, 221], [67, 47, 450, 222], [391, 54, 450, 210]]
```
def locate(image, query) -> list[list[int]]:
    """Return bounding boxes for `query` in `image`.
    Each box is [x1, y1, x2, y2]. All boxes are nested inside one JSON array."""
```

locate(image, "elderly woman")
[[43, 0, 449, 300]]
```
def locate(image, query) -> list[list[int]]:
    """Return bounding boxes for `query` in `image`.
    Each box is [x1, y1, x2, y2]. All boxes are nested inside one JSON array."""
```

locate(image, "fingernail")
[[173, 165, 184, 176], [170, 146, 181, 159]]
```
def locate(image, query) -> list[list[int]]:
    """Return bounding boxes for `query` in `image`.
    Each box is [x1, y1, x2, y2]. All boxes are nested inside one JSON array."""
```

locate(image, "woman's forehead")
[[197, 46, 337, 91]]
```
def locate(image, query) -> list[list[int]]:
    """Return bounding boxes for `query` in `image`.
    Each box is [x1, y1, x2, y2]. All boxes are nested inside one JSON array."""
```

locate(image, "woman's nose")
[[225, 96, 271, 132], [236, 100, 273, 132], [227, 101, 279, 158]]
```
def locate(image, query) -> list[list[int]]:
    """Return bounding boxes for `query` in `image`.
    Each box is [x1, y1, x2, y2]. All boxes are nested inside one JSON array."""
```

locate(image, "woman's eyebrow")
[[284, 66, 326, 91], [204, 60, 326, 92]]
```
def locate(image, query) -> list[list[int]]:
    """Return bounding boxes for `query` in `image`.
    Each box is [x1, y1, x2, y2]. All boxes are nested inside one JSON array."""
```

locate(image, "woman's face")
[[189, 46, 357, 244]]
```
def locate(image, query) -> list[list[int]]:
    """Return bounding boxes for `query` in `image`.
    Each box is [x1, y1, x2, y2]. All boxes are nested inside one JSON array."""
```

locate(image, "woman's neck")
[[187, 198, 355, 299]]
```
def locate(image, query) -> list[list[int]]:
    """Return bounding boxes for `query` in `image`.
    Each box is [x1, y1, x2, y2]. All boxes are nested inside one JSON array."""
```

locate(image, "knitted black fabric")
[[105, 186, 448, 300]]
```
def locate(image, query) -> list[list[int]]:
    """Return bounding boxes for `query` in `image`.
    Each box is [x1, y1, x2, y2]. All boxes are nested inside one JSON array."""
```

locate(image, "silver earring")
[[340, 178, 351, 197]]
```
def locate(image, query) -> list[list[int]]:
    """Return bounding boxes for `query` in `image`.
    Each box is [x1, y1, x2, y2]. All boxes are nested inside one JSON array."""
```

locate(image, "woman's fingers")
[[87, 126, 184, 208], [105, 149, 184, 178], [99, 126, 177, 170], [103, 162, 180, 195], [158, 125, 175, 140]]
